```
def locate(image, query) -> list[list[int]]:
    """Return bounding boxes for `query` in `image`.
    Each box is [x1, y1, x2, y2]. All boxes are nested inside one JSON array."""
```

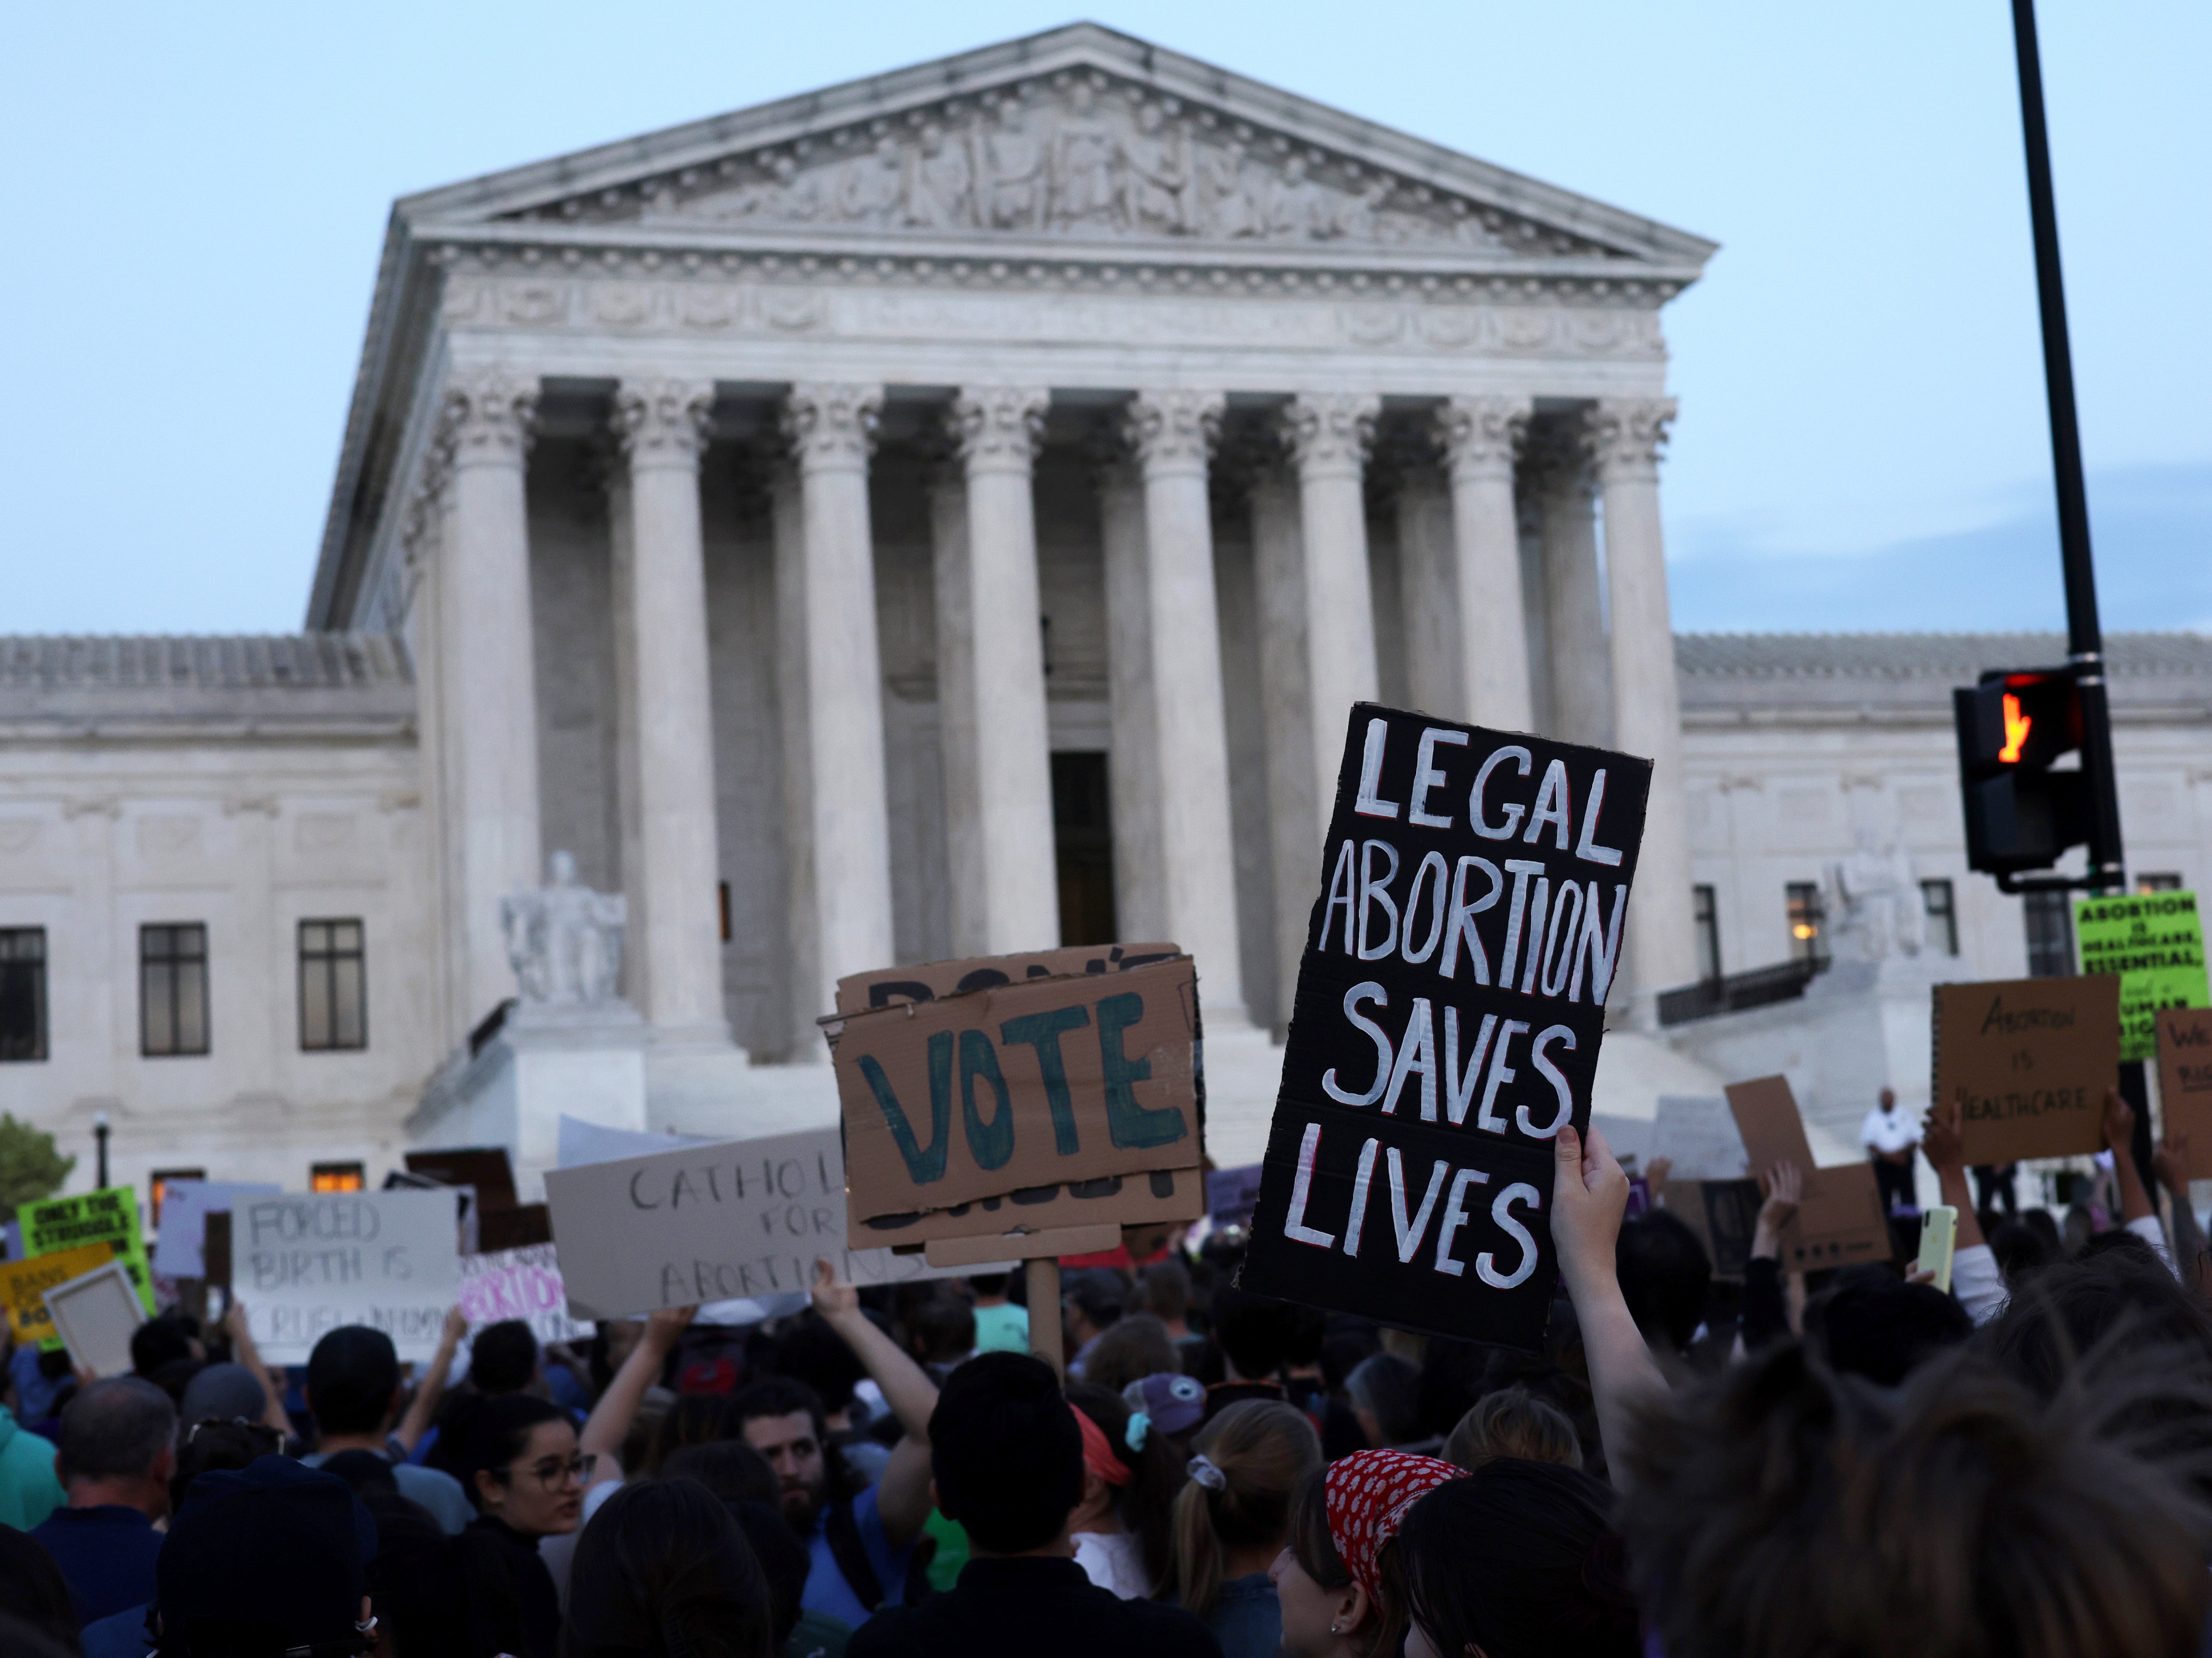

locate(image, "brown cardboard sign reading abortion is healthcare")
[[834, 953, 1203, 1237], [1242, 703, 1652, 1352], [1935, 976, 2120, 1163], [1723, 1074, 1892, 1270], [2156, 1008, 2212, 1181]]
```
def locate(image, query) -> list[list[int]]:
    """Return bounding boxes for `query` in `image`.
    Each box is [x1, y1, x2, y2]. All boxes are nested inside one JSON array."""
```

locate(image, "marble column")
[[1589, 396, 1697, 1005], [778, 383, 894, 1050], [1280, 393, 1381, 816], [435, 366, 544, 1033], [611, 377, 732, 1046], [1120, 390, 1247, 1021], [1392, 465, 1459, 721], [936, 386, 1060, 956], [1438, 396, 1535, 732], [1530, 420, 1612, 750], [1096, 456, 1165, 940], [1251, 469, 1317, 1038]]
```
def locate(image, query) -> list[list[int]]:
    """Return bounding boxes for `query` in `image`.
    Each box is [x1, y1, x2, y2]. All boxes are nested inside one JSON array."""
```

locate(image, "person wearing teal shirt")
[[0, 1398, 64, 1529]]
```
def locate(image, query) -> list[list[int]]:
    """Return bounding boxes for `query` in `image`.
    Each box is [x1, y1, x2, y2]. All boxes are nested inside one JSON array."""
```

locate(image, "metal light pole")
[[93, 1111, 110, 1189], [2009, 0, 2125, 897]]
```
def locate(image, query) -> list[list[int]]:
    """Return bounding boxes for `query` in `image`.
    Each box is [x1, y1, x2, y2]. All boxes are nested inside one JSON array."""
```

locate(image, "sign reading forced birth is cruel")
[[832, 952, 1204, 1242], [1242, 704, 1651, 1350]]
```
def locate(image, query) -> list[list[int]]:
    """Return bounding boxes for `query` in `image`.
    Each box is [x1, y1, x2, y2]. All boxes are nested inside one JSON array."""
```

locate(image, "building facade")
[[4, 29, 2206, 1196]]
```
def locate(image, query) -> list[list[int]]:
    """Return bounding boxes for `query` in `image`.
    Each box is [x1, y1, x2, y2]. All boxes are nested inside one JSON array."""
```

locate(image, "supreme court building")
[[5, 27, 2210, 1195]]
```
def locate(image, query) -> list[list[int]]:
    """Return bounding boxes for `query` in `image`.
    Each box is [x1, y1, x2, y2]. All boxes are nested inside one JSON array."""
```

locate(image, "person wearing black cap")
[[148, 1455, 379, 1658]]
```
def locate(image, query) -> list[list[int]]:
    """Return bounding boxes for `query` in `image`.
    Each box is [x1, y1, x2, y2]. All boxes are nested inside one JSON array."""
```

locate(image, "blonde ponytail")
[[1157, 1399, 1321, 1621]]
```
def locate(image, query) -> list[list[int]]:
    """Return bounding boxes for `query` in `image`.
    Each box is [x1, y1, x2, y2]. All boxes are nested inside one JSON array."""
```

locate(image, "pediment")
[[406, 25, 1714, 273]]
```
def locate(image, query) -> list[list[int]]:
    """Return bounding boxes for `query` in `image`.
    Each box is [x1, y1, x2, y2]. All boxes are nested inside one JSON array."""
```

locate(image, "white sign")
[[459, 1244, 594, 1345], [151, 1182, 281, 1279], [544, 1126, 1009, 1321], [234, 1191, 462, 1363]]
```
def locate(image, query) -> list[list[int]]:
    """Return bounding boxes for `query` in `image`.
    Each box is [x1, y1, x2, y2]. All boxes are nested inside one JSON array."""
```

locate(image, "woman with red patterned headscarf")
[[1267, 1447, 1462, 1658]]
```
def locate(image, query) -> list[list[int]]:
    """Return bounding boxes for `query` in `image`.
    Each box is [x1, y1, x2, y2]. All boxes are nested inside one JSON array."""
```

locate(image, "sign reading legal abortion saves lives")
[[1242, 705, 1650, 1350], [233, 1191, 462, 1363]]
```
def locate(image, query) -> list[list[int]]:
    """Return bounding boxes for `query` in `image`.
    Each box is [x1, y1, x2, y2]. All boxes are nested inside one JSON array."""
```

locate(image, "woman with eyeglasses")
[[450, 1392, 587, 1658]]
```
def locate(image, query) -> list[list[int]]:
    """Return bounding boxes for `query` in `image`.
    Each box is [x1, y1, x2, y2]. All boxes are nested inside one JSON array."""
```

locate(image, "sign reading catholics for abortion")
[[1242, 704, 1652, 1350], [831, 951, 1206, 1245], [233, 1190, 462, 1363], [2074, 891, 2210, 1062]]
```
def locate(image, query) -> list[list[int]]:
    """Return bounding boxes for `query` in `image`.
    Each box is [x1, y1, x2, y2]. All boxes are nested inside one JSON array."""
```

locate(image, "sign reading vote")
[[833, 953, 1203, 1238], [545, 1127, 1010, 1320], [1242, 704, 1651, 1350], [2075, 891, 2210, 1062], [234, 1190, 462, 1363], [1934, 975, 2121, 1163]]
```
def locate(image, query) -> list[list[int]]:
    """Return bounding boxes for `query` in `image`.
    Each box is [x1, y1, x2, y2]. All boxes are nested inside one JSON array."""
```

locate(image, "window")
[[310, 1161, 365, 1193], [1692, 885, 1722, 983], [1921, 879, 1959, 957], [2139, 872, 2184, 893], [1786, 882, 1826, 966], [0, 929, 46, 1062], [149, 1169, 205, 1229], [298, 919, 367, 1052], [2023, 889, 2074, 978], [140, 923, 209, 1057]]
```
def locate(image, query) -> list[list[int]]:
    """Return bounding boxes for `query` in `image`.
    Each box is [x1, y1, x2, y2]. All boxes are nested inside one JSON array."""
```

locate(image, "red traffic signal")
[[1953, 668, 2089, 877]]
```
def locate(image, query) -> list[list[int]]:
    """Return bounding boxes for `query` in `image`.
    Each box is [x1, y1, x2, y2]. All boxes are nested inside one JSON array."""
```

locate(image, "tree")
[[0, 1114, 74, 1224]]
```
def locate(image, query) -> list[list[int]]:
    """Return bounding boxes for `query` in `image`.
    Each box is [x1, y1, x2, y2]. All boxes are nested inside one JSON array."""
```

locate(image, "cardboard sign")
[[2075, 891, 2210, 1062], [2156, 1008, 2212, 1181], [1934, 977, 2121, 1162], [833, 952, 1204, 1236], [406, 1148, 520, 1211], [1659, 1179, 1762, 1279], [477, 1204, 552, 1252], [232, 1191, 462, 1363], [22, 1187, 155, 1316], [1242, 705, 1652, 1350], [1723, 1075, 1894, 1271], [835, 944, 1183, 1017], [151, 1182, 280, 1280], [44, 1262, 145, 1377], [458, 1244, 593, 1344], [0, 1243, 116, 1345], [544, 1128, 1012, 1321]]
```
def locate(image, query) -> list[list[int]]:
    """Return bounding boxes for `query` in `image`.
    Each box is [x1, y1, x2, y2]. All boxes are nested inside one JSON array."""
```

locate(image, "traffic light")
[[1953, 667, 2090, 876]]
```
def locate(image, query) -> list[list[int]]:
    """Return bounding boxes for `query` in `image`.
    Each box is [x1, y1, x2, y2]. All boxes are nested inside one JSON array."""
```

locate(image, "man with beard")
[[734, 1260, 939, 1631]]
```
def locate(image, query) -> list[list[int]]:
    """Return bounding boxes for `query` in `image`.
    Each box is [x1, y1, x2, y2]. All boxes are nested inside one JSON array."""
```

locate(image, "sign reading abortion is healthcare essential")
[[2074, 890, 2209, 1062], [1242, 704, 1650, 1350]]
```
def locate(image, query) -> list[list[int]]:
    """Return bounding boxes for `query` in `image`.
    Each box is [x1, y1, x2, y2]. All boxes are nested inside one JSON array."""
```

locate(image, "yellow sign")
[[0, 1243, 117, 1345]]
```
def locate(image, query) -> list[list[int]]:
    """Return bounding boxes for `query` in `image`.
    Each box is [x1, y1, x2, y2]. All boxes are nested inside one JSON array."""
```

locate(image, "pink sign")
[[458, 1243, 593, 1343]]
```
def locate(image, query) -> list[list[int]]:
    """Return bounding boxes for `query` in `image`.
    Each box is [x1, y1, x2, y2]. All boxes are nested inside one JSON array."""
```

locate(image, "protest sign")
[[544, 1127, 1012, 1321], [458, 1244, 593, 1343], [2156, 1008, 2212, 1181], [22, 1187, 154, 1315], [1659, 1179, 1762, 1279], [0, 1243, 115, 1345], [1934, 976, 2120, 1162], [1207, 1165, 1264, 1229], [151, 1182, 279, 1280], [832, 951, 1205, 1240], [834, 944, 1183, 1016], [405, 1148, 518, 1210], [44, 1262, 144, 1377], [1242, 704, 1652, 1350], [2075, 891, 2210, 1062], [1723, 1075, 1892, 1270], [232, 1190, 462, 1363]]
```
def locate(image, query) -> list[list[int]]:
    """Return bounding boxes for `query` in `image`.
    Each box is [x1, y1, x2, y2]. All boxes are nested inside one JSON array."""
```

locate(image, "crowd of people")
[[1, 1083, 2210, 1657]]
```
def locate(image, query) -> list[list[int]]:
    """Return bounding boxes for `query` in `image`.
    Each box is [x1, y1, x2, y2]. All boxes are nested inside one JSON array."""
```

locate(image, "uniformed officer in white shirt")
[[1861, 1087, 1920, 1216]]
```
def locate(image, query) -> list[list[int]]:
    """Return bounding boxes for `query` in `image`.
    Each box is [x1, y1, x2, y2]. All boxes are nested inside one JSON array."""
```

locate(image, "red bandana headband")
[[1075, 1405, 1133, 1488], [1325, 1449, 1462, 1601]]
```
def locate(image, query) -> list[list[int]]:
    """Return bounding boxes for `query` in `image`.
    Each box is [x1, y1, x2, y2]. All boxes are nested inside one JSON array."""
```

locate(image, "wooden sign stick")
[[1026, 1257, 1064, 1376]]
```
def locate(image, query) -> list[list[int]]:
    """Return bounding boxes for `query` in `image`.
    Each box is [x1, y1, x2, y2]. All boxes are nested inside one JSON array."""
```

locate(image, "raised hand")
[[811, 1258, 860, 1320], [1551, 1123, 1630, 1292]]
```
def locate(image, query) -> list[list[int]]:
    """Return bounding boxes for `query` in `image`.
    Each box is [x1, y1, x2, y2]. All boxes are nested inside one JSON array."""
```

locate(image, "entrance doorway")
[[1051, 751, 1119, 946]]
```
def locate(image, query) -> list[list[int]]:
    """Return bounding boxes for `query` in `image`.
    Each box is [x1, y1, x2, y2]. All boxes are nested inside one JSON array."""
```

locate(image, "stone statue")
[[1121, 102, 1190, 234], [503, 851, 627, 1008], [1826, 827, 1926, 963], [1049, 81, 1120, 230], [980, 100, 1046, 230]]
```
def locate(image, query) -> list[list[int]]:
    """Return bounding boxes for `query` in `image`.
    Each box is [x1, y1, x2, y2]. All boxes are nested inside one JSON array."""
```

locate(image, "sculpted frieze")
[[511, 74, 1625, 261], [438, 273, 1666, 361]]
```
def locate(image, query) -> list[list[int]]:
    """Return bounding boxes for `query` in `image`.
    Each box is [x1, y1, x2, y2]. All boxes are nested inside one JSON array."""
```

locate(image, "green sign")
[[2075, 891, 2211, 1062], [22, 1186, 155, 1318]]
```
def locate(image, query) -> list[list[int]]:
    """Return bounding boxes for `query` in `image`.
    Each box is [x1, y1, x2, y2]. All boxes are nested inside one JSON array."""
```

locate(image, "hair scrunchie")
[[1187, 1453, 1228, 1492], [1124, 1411, 1151, 1453]]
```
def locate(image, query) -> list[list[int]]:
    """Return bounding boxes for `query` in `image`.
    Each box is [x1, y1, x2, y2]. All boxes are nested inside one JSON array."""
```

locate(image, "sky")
[[4, 1, 2206, 637]]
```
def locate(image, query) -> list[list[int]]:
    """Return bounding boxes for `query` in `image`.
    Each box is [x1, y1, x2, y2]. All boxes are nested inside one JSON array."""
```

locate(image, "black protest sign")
[[1242, 703, 1650, 1349]]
